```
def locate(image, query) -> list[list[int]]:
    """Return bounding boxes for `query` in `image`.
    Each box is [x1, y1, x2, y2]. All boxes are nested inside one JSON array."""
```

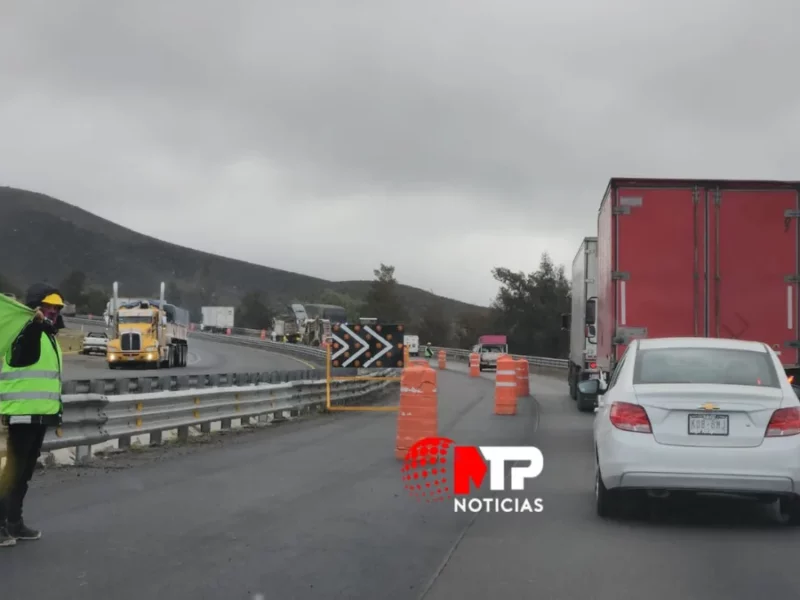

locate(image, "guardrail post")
[[177, 425, 190, 442], [395, 363, 438, 459]]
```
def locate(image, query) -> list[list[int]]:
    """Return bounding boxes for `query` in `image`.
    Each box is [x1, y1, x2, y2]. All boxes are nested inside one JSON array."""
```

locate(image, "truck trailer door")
[[613, 185, 704, 360], [709, 186, 800, 367]]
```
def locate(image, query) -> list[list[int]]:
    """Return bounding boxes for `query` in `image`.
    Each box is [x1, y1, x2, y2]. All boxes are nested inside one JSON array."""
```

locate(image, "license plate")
[[688, 413, 729, 436]]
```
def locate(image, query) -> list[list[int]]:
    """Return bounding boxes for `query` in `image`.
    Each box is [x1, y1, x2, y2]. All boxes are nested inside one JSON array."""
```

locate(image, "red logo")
[[401, 437, 454, 502], [402, 436, 544, 503]]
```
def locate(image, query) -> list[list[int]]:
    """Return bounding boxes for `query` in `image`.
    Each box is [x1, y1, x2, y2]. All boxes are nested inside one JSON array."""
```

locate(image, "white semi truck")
[[561, 237, 599, 412], [200, 306, 235, 333]]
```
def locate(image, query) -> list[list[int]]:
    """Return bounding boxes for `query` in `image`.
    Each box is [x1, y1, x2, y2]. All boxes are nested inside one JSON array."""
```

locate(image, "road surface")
[[62, 323, 315, 380], [4, 365, 800, 599]]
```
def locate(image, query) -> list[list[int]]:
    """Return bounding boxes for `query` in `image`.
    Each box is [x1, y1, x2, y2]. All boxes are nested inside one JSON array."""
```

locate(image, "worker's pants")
[[0, 424, 47, 523]]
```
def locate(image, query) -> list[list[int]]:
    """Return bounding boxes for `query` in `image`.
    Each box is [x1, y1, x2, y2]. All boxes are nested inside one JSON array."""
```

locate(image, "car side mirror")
[[578, 378, 604, 396]]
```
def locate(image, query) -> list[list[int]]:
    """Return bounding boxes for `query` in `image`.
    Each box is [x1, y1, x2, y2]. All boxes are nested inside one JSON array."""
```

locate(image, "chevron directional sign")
[[329, 323, 405, 368]]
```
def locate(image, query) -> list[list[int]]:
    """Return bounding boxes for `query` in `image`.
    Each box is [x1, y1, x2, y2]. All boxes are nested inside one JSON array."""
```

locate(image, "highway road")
[[62, 322, 315, 380], [5, 364, 800, 598]]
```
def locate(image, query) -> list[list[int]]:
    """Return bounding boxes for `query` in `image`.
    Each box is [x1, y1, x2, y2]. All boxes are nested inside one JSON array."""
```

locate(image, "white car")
[[580, 336, 800, 524]]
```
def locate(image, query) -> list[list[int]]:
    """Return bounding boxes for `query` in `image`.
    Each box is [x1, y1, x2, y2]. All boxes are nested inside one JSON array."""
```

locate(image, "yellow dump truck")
[[106, 281, 190, 369]]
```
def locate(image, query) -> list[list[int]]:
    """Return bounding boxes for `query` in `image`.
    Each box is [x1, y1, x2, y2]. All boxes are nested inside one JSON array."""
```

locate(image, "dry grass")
[[59, 328, 84, 354]]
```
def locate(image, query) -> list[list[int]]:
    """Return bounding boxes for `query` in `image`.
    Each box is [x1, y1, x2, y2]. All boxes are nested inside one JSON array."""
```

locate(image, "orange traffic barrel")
[[396, 364, 438, 459], [469, 352, 479, 377], [515, 359, 529, 396], [437, 350, 446, 370], [494, 354, 517, 415]]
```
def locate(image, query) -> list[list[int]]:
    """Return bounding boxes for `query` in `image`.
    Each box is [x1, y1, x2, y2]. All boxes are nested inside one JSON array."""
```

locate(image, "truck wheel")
[[576, 390, 594, 413]]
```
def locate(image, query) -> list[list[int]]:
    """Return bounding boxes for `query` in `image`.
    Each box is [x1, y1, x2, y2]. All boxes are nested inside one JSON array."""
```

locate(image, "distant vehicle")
[[200, 306, 234, 333], [271, 316, 301, 343], [105, 282, 190, 369], [584, 336, 800, 524], [404, 335, 419, 357], [561, 237, 598, 412], [81, 331, 108, 355], [474, 335, 508, 372], [302, 303, 347, 323], [594, 177, 800, 389]]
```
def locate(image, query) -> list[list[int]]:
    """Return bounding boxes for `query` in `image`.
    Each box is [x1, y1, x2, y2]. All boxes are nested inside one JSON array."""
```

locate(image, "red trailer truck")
[[596, 177, 800, 386]]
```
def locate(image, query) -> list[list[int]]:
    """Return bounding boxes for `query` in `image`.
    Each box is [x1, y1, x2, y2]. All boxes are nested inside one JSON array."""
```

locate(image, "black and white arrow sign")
[[362, 325, 391, 367], [331, 324, 368, 367]]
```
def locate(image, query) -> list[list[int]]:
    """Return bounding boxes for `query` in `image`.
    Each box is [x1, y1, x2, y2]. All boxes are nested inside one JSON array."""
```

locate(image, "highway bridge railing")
[[66, 315, 568, 375], [2, 369, 399, 462]]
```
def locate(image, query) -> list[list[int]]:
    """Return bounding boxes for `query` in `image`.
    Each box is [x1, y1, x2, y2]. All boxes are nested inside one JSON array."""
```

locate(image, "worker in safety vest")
[[424, 343, 434, 358], [0, 283, 66, 546]]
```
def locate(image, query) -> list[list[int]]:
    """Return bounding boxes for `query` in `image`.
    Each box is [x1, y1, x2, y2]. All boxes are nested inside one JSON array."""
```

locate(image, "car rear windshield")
[[633, 347, 780, 388], [482, 345, 505, 353]]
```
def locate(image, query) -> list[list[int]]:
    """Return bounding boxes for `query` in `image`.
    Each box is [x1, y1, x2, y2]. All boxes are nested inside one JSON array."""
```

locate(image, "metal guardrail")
[[32, 369, 399, 460], [431, 347, 568, 370], [66, 315, 568, 371]]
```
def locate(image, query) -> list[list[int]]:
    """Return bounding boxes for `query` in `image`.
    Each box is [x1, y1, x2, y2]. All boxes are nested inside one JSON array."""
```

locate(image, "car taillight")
[[765, 407, 800, 437], [609, 402, 652, 433], [589, 362, 597, 369]]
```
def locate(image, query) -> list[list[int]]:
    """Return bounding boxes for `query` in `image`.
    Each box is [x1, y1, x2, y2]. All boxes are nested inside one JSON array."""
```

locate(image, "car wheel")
[[595, 462, 617, 518], [775, 495, 800, 526]]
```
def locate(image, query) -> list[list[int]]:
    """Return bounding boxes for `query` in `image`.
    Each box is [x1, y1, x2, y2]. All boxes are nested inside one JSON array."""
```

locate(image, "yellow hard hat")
[[41, 293, 64, 307]]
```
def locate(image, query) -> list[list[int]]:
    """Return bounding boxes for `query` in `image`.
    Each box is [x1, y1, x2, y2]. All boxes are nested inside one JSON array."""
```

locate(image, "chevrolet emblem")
[[700, 403, 719, 411]]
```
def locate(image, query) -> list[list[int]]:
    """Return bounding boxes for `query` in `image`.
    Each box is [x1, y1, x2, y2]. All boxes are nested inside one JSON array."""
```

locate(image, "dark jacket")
[[9, 283, 64, 369]]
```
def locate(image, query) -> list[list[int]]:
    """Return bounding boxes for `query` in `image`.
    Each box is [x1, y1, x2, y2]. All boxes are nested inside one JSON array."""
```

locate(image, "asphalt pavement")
[[62, 323, 315, 380], [4, 362, 800, 598]]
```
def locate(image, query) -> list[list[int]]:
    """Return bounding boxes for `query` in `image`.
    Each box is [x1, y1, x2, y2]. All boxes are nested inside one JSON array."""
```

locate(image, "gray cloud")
[[2, 0, 799, 305]]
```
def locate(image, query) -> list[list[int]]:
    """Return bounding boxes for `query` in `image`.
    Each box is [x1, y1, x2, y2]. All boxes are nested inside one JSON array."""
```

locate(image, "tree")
[[417, 302, 452, 346], [362, 264, 408, 324], [0, 273, 21, 298], [82, 288, 109, 316], [237, 291, 274, 329], [318, 288, 363, 322], [165, 281, 183, 306], [453, 309, 493, 349], [59, 270, 87, 306], [491, 252, 571, 358]]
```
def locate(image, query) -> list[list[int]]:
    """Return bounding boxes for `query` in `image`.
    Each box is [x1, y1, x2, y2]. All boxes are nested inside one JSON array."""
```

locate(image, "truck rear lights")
[[765, 407, 800, 437], [609, 402, 652, 433]]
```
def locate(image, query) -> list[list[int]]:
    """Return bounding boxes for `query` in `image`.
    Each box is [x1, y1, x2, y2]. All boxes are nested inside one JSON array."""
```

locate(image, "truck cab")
[[107, 305, 162, 366], [106, 282, 189, 369]]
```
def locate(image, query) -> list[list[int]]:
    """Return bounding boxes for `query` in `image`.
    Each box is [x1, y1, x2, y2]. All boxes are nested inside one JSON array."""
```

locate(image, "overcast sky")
[[2, 1, 799, 306]]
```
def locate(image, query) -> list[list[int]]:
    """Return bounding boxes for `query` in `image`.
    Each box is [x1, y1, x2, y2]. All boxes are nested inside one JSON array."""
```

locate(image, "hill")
[[0, 187, 487, 324]]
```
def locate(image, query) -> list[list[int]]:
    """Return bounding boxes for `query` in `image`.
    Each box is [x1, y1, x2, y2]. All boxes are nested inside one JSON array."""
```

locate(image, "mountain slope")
[[0, 187, 485, 320]]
